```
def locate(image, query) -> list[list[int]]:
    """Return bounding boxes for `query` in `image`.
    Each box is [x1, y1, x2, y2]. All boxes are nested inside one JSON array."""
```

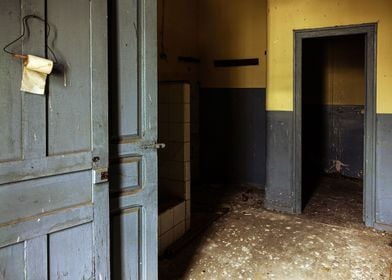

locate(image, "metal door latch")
[[141, 142, 166, 150], [92, 168, 109, 184]]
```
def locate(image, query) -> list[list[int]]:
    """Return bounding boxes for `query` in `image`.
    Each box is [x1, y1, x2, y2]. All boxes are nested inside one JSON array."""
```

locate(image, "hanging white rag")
[[20, 54, 53, 95]]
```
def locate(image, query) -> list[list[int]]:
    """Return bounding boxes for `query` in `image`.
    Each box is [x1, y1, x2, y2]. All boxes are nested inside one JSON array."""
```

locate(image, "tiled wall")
[[158, 82, 191, 255]]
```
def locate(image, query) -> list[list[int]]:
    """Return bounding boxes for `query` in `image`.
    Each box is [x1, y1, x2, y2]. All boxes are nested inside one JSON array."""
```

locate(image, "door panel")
[[49, 224, 94, 279], [0, 171, 91, 225], [0, 0, 26, 163], [109, 0, 158, 279], [22, 0, 47, 160], [111, 208, 142, 280], [109, 0, 140, 138], [0, 203, 93, 250], [0, 243, 25, 280], [0, 0, 109, 279], [47, 0, 92, 155], [110, 157, 142, 192], [25, 236, 48, 280]]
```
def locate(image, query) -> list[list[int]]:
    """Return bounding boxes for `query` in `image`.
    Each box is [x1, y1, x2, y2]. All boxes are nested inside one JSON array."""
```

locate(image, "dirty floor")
[[159, 177, 392, 280], [302, 175, 365, 230]]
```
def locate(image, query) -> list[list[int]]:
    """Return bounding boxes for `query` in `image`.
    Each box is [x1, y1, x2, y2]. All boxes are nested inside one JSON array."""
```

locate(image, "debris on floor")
[[302, 175, 364, 230], [159, 182, 392, 280]]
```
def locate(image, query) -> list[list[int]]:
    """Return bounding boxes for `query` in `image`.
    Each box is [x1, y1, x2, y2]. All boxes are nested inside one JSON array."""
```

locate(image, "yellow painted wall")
[[324, 36, 365, 105], [199, 0, 267, 88], [158, 0, 199, 82], [267, 0, 392, 112], [158, 0, 268, 89]]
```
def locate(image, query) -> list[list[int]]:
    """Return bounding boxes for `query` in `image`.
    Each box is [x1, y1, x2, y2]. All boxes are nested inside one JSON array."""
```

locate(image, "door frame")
[[293, 23, 377, 227]]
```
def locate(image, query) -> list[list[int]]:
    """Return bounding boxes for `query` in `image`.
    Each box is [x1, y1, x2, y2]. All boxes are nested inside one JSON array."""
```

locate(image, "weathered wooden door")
[[0, 0, 109, 279], [108, 0, 158, 279]]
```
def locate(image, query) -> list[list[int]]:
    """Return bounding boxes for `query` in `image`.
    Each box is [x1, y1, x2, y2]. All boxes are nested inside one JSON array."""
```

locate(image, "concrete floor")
[[159, 177, 392, 279]]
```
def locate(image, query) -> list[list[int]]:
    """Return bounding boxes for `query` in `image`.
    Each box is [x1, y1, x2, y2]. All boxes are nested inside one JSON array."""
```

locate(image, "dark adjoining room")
[[301, 34, 366, 228]]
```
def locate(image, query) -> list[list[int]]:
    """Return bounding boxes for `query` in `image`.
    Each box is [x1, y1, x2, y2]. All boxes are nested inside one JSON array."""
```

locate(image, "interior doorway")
[[294, 24, 377, 227]]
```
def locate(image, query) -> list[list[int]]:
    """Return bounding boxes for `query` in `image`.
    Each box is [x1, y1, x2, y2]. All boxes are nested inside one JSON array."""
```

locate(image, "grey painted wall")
[[265, 111, 295, 212], [265, 111, 392, 231], [199, 88, 266, 187], [375, 114, 392, 229]]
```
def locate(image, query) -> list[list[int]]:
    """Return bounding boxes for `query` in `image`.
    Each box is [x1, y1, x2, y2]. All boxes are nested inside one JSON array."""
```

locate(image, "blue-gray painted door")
[[0, 0, 109, 279], [108, 0, 158, 279]]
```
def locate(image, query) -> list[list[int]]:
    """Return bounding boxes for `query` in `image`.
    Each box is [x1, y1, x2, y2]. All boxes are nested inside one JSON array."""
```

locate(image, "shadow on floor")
[[158, 176, 383, 280], [159, 184, 264, 280]]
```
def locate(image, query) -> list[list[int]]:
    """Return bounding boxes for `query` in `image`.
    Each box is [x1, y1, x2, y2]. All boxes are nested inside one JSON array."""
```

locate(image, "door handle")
[[141, 142, 166, 150]]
